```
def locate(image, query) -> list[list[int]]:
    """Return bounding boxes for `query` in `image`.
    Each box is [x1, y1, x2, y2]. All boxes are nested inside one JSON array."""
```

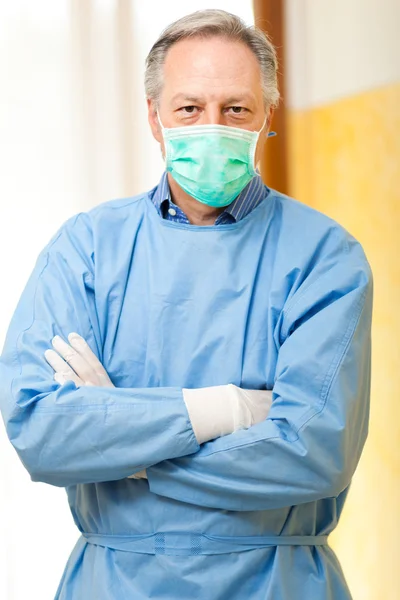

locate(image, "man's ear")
[[265, 106, 274, 135], [147, 99, 163, 143]]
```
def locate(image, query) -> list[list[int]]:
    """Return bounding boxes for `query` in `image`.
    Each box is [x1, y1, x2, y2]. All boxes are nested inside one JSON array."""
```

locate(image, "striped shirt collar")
[[151, 171, 268, 224]]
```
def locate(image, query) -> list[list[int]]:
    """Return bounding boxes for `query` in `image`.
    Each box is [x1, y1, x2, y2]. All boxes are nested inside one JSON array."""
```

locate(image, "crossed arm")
[[44, 332, 273, 478], [0, 216, 372, 511]]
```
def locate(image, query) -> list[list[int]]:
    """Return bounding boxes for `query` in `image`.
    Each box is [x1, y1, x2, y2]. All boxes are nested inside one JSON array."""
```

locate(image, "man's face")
[[148, 35, 273, 166]]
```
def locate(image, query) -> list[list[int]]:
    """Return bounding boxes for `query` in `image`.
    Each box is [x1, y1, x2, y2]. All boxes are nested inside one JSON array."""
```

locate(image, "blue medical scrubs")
[[0, 183, 372, 599]]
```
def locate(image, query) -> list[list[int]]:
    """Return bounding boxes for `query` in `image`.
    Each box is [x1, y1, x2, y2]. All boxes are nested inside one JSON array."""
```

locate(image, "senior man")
[[0, 10, 372, 600]]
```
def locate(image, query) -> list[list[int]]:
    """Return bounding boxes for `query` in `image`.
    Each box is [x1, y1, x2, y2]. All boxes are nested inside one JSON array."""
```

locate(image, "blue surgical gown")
[[0, 186, 372, 599]]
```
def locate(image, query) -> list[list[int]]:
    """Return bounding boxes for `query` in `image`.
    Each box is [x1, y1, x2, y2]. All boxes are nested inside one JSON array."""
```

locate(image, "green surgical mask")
[[159, 115, 272, 208]]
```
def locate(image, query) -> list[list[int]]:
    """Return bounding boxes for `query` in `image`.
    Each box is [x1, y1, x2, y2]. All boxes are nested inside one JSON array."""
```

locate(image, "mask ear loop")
[[251, 117, 277, 174], [157, 112, 170, 166], [157, 111, 165, 132]]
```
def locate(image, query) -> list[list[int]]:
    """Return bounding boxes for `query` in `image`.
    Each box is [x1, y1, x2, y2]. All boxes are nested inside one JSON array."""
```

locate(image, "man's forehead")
[[161, 37, 264, 107], [164, 36, 261, 78]]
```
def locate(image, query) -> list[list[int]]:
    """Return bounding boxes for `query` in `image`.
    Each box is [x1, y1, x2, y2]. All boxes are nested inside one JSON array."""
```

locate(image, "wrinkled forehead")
[[161, 36, 264, 104]]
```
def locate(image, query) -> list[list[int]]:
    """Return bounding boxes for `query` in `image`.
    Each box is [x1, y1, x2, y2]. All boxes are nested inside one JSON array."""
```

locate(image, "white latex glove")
[[45, 333, 114, 387], [127, 469, 147, 480], [128, 387, 273, 476], [183, 384, 273, 445], [45, 333, 147, 480]]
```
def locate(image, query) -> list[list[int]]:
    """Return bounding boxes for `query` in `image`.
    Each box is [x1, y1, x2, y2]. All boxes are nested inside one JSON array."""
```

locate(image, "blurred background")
[[0, 1, 399, 598]]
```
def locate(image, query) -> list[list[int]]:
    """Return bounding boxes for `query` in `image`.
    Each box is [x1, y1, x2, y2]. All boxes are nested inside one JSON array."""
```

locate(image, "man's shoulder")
[[271, 189, 345, 235], [88, 190, 152, 220], [269, 189, 371, 273], [59, 190, 153, 236], [43, 191, 153, 259], [272, 190, 362, 248]]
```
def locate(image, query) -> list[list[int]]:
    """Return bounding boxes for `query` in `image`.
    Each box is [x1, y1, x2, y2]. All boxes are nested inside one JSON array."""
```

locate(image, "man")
[[0, 9, 372, 600]]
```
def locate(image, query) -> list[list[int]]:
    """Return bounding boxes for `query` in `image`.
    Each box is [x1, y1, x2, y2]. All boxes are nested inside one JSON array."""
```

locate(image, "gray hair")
[[145, 9, 279, 110]]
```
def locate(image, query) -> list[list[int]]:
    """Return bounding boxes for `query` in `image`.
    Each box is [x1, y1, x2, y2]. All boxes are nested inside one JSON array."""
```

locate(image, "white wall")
[[285, 0, 400, 109], [0, 2, 254, 598], [0, 4, 80, 598]]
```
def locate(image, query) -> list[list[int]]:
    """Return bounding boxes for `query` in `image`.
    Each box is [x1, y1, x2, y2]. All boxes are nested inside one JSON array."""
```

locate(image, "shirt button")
[[168, 208, 177, 216]]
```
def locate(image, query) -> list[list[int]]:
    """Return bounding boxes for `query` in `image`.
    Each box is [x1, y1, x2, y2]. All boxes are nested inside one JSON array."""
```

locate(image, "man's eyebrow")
[[170, 93, 256, 105], [224, 95, 255, 105], [171, 94, 204, 104]]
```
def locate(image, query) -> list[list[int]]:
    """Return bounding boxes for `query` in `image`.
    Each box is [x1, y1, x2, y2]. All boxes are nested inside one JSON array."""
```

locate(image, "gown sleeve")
[[0, 214, 199, 488], [147, 233, 373, 511]]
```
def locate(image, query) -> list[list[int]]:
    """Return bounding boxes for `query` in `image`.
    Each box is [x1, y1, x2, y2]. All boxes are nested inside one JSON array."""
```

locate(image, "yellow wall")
[[288, 83, 400, 599]]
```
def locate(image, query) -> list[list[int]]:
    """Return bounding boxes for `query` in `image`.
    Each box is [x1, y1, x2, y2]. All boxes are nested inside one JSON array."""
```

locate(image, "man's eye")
[[181, 106, 198, 114], [227, 106, 247, 114]]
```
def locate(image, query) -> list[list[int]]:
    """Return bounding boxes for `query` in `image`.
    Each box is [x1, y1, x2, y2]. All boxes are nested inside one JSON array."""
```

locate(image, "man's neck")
[[167, 173, 225, 226]]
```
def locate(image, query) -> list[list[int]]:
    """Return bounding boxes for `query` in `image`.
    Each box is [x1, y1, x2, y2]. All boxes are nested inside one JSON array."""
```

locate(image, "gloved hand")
[[128, 388, 273, 476], [127, 470, 148, 480], [182, 385, 273, 445], [44, 333, 114, 387]]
